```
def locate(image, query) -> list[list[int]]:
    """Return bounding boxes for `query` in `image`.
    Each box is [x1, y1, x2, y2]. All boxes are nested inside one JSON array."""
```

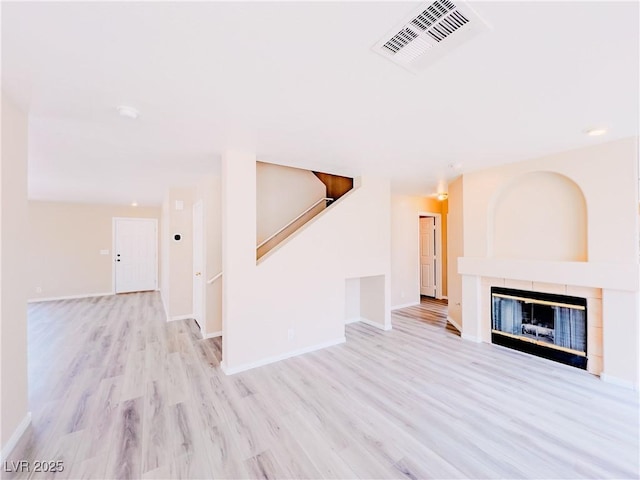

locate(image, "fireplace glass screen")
[[491, 287, 587, 369]]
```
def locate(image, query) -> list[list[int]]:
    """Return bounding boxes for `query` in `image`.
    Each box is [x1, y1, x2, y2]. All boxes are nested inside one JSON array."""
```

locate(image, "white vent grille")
[[382, 28, 418, 54], [373, 0, 490, 72], [411, 0, 456, 31]]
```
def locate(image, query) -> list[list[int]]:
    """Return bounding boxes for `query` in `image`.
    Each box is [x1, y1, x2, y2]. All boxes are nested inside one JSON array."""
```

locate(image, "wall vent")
[[373, 0, 490, 72]]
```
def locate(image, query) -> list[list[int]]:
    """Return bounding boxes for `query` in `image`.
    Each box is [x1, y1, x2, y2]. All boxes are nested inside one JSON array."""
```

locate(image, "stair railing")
[[257, 197, 334, 250], [207, 271, 223, 285]]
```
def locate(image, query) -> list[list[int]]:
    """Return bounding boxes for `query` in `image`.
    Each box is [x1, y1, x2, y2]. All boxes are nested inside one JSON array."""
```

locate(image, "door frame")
[[418, 211, 443, 300], [112, 217, 159, 294], [192, 200, 206, 337]]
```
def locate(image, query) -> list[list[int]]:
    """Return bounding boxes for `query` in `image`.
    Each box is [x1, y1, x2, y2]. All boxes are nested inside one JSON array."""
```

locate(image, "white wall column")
[[461, 274, 482, 342], [601, 289, 640, 389], [221, 150, 257, 372]]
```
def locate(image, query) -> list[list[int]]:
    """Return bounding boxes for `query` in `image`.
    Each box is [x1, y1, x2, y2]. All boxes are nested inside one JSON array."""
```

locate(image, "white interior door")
[[192, 200, 205, 334], [114, 218, 157, 294], [420, 216, 436, 297]]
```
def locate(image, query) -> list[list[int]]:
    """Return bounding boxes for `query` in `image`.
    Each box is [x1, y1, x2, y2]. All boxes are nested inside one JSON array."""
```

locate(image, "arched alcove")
[[490, 172, 588, 261]]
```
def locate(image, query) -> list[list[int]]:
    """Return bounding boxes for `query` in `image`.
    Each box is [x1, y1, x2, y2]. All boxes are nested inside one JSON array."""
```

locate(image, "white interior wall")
[[360, 275, 388, 329], [223, 151, 391, 373], [345, 277, 361, 323], [0, 94, 30, 457], [256, 162, 326, 244]]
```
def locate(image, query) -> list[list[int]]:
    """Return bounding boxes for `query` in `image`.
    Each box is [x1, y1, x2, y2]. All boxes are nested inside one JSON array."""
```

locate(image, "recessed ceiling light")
[[117, 105, 139, 120], [131, 201, 138, 207], [585, 127, 607, 136]]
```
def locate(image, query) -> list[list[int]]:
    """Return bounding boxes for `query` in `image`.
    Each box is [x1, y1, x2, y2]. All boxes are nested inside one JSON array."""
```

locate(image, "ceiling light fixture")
[[436, 192, 448, 201], [585, 127, 607, 136], [117, 105, 140, 120], [131, 201, 138, 207]]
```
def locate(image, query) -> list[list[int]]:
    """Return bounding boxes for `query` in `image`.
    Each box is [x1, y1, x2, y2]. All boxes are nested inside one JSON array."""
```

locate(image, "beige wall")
[[1, 94, 29, 454], [160, 196, 170, 315], [390, 195, 447, 308], [162, 187, 195, 319], [446, 177, 464, 328], [492, 172, 588, 261], [463, 137, 639, 263], [256, 162, 326, 244], [159, 177, 223, 335], [27, 202, 160, 300]]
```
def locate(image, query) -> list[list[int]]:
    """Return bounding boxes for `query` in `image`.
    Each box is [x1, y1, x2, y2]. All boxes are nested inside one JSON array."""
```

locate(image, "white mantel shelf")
[[458, 257, 639, 292]]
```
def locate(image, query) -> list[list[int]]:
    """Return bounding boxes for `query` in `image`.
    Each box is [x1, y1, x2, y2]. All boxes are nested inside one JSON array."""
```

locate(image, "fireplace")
[[491, 287, 588, 369]]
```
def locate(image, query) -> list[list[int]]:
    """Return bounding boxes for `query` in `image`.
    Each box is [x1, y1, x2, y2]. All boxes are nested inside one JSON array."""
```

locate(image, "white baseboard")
[[359, 317, 392, 331], [447, 315, 462, 333], [391, 301, 420, 310], [159, 290, 170, 321], [168, 314, 194, 322], [461, 332, 482, 343], [346, 317, 392, 331], [28, 292, 113, 303], [203, 330, 222, 339], [221, 336, 346, 375], [600, 373, 638, 390], [1, 412, 31, 462]]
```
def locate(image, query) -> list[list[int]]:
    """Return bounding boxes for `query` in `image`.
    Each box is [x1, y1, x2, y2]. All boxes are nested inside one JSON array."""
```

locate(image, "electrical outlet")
[[35, 286, 42, 293], [287, 328, 295, 341]]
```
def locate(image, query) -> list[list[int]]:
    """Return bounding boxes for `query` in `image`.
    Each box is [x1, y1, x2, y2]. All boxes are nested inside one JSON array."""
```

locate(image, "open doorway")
[[192, 200, 205, 337], [419, 213, 442, 299]]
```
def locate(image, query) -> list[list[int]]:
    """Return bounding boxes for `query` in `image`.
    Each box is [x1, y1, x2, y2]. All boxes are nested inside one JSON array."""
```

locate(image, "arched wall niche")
[[488, 171, 588, 261]]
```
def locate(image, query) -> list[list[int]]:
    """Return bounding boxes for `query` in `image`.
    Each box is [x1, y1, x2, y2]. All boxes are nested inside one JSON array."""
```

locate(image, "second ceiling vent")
[[374, 0, 490, 72]]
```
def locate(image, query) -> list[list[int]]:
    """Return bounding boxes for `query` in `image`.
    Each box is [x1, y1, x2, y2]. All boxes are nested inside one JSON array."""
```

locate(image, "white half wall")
[[602, 289, 640, 387], [222, 151, 391, 373], [345, 277, 361, 323]]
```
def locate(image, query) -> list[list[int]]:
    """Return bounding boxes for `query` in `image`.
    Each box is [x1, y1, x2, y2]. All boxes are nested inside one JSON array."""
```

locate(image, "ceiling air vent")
[[373, 0, 490, 73]]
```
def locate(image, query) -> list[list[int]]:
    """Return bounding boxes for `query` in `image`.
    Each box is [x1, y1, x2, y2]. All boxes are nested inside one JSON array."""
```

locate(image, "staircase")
[[256, 164, 353, 260]]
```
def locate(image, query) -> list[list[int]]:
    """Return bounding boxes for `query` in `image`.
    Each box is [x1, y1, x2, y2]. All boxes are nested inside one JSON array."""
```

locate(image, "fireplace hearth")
[[491, 287, 588, 369]]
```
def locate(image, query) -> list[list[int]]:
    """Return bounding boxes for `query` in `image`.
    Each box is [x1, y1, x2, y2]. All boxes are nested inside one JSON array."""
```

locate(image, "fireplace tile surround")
[[458, 257, 639, 388]]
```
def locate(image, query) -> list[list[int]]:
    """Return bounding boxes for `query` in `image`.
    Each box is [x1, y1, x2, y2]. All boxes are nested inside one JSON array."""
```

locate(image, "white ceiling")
[[2, 1, 638, 205]]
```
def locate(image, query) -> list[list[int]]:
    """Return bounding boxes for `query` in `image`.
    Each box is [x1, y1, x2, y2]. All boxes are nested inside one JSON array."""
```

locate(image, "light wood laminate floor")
[[7, 292, 639, 479], [392, 297, 459, 335]]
